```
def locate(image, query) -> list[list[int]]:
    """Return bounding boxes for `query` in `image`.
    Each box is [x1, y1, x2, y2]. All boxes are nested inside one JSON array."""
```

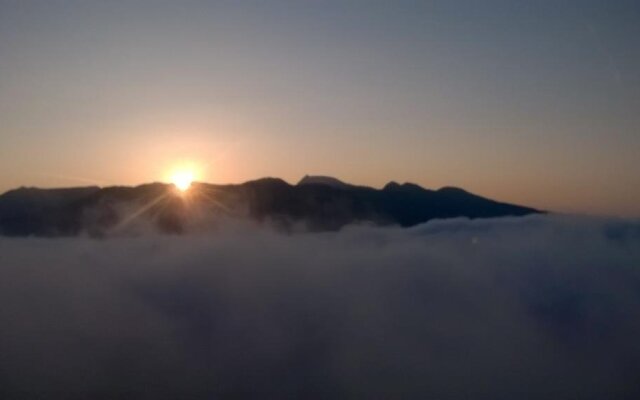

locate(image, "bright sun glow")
[[171, 170, 194, 192]]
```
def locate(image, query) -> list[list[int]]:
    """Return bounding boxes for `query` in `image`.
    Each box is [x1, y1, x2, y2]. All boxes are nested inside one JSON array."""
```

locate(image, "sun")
[[171, 170, 194, 192], [165, 161, 202, 193]]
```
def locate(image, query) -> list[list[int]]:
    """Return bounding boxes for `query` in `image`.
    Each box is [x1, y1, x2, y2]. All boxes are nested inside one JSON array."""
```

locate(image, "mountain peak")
[[383, 181, 427, 192], [244, 177, 289, 186], [297, 175, 351, 189], [383, 181, 401, 190]]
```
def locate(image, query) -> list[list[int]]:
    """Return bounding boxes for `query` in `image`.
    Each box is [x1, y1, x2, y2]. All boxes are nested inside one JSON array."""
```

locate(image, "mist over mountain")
[[0, 176, 539, 236]]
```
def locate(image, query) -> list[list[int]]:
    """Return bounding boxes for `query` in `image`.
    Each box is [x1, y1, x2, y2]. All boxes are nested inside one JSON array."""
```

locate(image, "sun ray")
[[109, 192, 170, 233], [193, 188, 232, 213]]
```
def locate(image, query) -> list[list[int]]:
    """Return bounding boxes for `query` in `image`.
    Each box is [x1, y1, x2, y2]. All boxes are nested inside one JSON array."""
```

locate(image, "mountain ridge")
[[0, 177, 542, 236]]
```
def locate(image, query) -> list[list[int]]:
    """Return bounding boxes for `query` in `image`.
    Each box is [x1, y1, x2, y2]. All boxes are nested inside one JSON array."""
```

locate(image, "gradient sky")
[[0, 1, 639, 216]]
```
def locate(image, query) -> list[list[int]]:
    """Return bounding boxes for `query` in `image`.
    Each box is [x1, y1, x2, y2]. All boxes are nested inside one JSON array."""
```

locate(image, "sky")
[[0, 0, 639, 216]]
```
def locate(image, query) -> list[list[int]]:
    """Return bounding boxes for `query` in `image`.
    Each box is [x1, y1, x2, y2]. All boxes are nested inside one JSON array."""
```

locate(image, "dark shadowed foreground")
[[1, 215, 639, 399]]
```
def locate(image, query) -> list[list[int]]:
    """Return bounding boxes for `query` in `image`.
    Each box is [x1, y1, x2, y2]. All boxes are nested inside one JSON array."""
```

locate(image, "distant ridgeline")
[[0, 176, 540, 236]]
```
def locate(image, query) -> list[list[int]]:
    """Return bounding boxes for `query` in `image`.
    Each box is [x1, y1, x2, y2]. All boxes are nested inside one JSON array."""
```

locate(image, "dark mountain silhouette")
[[0, 177, 541, 236], [298, 175, 354, 189]]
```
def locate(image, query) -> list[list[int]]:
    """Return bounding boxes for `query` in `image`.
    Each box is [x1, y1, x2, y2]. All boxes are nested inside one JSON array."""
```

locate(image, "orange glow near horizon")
[[171, 171, 193, 192], [166, 162, 201, 193]]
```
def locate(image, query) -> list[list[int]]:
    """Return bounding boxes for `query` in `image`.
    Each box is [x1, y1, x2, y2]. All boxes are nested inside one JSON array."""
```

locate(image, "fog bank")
[[1, 215, 639, 399]]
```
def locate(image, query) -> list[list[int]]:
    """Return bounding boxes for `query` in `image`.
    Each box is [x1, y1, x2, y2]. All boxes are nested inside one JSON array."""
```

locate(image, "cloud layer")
[[1, 215, 639, 399]]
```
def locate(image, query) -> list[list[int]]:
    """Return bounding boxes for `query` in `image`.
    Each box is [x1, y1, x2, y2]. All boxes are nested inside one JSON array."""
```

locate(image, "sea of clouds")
[[1, 214, 639, 399]]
